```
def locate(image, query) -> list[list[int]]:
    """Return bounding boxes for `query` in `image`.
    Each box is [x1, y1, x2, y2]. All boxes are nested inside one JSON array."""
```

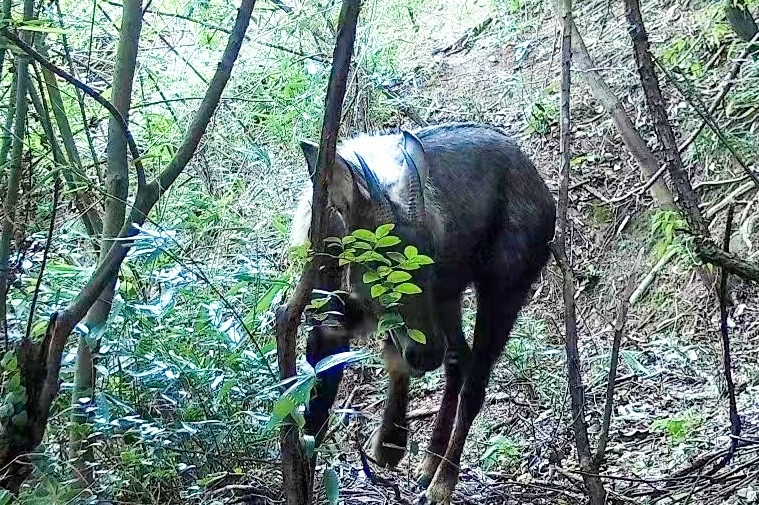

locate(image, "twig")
[[406, 406, 439, 420], [0, 27, 147, 189], [705, 181, 756, 219], [593, 250, 641, 469], [718, 204, 741, 464], [24, 177, 61, 341], [629, 247, 678, 306]]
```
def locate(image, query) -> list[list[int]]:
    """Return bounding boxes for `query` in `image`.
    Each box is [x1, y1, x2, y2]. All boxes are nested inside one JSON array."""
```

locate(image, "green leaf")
[[398, 262, 421, 271], [17, 22, 71, 34], [378, 312, 404, 332], [352, 241, 373, 250], [404, 245, 418, 259], [363, 271, 380, 284], [375, 223, 395, 238], [302, 434, 316, 458], [387, 252, 406, 263], [387, 271, 412, 283], [267, 376, 315, 429], [352, 229, 376, 242], [377, 266, 392, 277], [394, 283, 422, 295], [408, 329, 427, 344], [376, 236, 401, 248], [371, 284, 388, 298], [324, 467, 339, 505], [411, 254, 434, 265], [314, 350, 370, 374], [341, 235, 356, 245]]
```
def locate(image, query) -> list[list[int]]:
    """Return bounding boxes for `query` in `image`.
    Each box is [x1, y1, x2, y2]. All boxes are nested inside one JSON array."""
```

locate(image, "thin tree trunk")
[[275, 1, 362, 503], [28, 73, 101, 239], [549, 0, 674, 208], [554, 1, 606, 503], [69, 0, 143, 486]]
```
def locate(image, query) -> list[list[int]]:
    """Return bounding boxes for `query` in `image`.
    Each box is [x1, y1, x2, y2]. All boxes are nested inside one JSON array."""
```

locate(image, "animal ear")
[[327, 155, 364, 213], [401, 130, 428, 189], [299, 140, 319, 183]]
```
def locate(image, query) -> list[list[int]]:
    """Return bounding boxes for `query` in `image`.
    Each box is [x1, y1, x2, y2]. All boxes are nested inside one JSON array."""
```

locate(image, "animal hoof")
[[370, 430, 406, 468], [416, 473, 433, 490], [416, 488, 452, 505], [417, 462, 457, 504], [415, 455, 440, 489]]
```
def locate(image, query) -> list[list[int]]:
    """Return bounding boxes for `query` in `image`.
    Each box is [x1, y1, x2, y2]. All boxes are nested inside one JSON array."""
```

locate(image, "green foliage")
[[651, 413, 702, 443], [481, 434, 520, 470], [524, 97, 558, 135], [0, 350, 27, 443], [324, 224, 433, 338], [650, 209, 691, 261]]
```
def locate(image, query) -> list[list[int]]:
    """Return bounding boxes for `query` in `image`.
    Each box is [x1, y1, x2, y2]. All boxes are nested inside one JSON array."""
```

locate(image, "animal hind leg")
[[420, 281, 531, 504], [371, 337, 411, 467]]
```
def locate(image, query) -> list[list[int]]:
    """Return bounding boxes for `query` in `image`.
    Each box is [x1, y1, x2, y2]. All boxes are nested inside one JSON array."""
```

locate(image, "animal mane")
[[289, 132, 444, 249]]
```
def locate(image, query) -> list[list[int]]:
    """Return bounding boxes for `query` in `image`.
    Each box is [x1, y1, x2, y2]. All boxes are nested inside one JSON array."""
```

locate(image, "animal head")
[[297, 131, 446, 374]]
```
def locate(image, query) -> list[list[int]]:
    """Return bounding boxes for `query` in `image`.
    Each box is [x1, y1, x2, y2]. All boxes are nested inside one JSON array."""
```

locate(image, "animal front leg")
[[416, 343, 468, 487], [371, 338, 411, 467], [420, 283, 523, 504]]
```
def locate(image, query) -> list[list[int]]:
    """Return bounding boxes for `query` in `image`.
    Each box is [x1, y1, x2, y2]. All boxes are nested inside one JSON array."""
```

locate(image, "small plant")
[[650, 209, 692, 261], [651, 413, 701, 443], [482, 434, 520, 470], [267, 224, 435, 433], [524, 99, 558, 135]]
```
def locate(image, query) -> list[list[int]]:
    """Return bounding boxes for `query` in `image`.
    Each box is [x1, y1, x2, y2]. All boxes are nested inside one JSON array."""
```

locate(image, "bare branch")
[[718, 204, 741, 463]]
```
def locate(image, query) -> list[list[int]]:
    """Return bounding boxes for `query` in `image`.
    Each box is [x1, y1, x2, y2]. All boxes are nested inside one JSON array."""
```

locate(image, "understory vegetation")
[[0, 0, 758, 503]]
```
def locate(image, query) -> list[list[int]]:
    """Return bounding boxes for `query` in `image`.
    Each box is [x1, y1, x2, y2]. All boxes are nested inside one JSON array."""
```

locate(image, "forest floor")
[[208, 1, 759, 504]]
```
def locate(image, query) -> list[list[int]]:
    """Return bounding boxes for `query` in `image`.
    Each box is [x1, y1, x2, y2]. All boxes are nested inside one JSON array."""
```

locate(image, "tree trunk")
[[69, 0, 143, 487], [624, 0, 759, 283]]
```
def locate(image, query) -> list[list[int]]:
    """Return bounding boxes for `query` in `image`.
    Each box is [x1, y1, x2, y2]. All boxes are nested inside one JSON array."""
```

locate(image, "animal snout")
[[402, 341, 446, 373]]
